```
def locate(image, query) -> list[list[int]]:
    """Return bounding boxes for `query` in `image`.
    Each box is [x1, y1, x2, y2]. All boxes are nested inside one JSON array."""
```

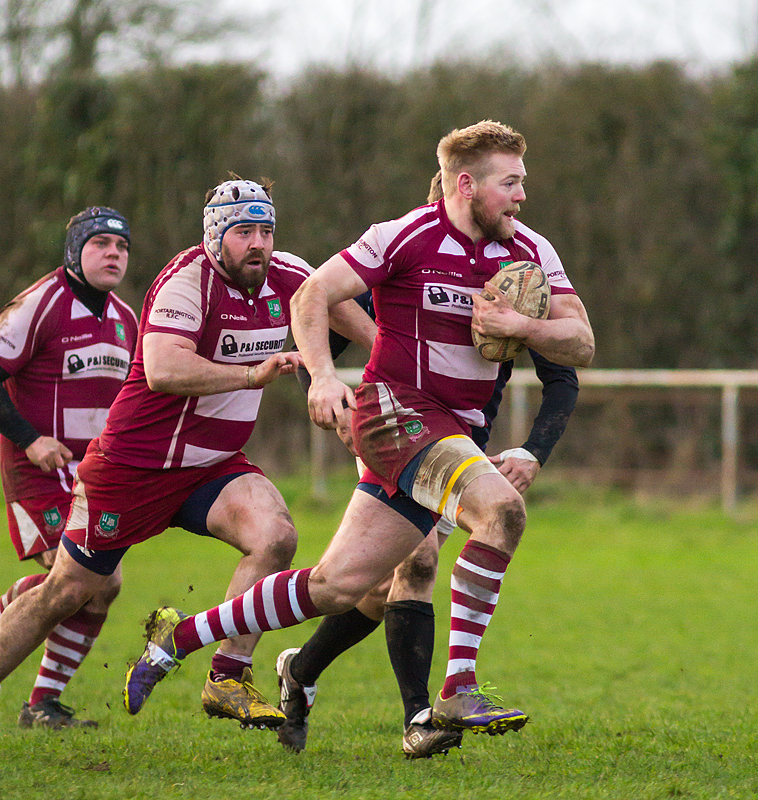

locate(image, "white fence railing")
[[308, 369, 758, 513]]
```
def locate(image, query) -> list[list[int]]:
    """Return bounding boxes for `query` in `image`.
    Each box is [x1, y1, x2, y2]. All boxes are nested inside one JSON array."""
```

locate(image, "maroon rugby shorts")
[[352, 381, 468, 496], [64, 439, 263, 551], [7, 493, 71, 560]]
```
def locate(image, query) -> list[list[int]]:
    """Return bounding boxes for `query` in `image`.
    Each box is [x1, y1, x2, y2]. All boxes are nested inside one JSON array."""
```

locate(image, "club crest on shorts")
[[403, 419, 429, 442], [96, 511, 120, 539], [267, 298, 282, 319], [43, 507, 63, 532]]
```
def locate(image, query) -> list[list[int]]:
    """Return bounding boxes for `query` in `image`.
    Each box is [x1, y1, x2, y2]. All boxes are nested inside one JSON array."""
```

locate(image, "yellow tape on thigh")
[[410, 435, 499, 524]]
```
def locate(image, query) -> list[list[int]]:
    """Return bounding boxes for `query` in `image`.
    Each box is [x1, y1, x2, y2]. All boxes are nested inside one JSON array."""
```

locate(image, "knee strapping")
[[410, 435, 499, 525]]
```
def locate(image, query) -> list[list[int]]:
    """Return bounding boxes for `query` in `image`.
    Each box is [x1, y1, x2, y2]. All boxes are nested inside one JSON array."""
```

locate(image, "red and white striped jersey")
[[99, 244, 312, 469], [341, 199, 576, 428], [0, 267, 138, 500]]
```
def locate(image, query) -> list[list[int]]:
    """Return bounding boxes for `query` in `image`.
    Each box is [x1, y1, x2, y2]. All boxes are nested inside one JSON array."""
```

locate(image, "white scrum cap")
[[203, 179, 275, 260]]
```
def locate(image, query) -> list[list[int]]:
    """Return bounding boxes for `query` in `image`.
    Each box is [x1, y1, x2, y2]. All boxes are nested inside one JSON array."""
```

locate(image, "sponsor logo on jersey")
[[214, 326, 289, 363], [67, 353, 86, 373], [95, 511, 120, 538], [63, 342, 132, 380], [422, 283, 478, 316], [115, 322, 126, 341], [267, 298, 282, 319], [498, 260, 514, 269], [0, 335, 17, 351]]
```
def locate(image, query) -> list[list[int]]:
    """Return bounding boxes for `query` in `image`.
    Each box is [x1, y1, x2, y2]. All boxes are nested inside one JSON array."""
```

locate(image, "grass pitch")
[[0, 476, 756, 799]]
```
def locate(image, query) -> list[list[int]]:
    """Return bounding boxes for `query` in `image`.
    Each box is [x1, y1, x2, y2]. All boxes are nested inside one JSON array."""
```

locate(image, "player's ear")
[[457, 172, 475, 200]]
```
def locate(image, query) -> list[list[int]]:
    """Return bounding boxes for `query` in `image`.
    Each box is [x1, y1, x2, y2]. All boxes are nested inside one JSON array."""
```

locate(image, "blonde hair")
[[437, 120, 526, 197]]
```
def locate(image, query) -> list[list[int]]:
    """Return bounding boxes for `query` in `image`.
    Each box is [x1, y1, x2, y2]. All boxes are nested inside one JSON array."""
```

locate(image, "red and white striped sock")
[[0, 573, 47, 613], [29, 607, 107, 706], [174, 568, 320, 655], [440, 540, 510, 700]]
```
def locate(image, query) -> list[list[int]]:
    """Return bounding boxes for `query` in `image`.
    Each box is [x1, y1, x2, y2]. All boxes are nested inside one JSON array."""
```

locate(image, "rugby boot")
[[18, 696, 98, 729], [431, 685, 528, 735], [124, 606, 187, 715], [275, 647, 317, 752], [201, 667, 285, 729], [402, 708, 462, 759]]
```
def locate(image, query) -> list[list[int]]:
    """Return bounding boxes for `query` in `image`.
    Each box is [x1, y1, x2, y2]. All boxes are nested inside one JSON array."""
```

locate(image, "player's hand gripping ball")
[[472, 260, 551, 362]]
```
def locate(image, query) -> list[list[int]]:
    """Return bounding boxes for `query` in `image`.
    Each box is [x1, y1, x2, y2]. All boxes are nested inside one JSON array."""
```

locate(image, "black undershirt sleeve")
[[0, 367, 41, 450], [521, 350, 579, 465], [471, 350, 579, 464]]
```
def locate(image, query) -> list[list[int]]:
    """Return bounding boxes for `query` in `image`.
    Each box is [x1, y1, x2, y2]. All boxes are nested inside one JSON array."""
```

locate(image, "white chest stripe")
[[427, 341, 499, 382], [194, 388, 262, 422], [63, 407, 109, 440]]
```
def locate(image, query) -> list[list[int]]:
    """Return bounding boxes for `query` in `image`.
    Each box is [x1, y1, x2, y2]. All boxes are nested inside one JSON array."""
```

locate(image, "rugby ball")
[[472, 261, 551, 362]]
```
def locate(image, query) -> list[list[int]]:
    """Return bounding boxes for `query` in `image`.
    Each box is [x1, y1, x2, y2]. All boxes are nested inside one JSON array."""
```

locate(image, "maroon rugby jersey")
[[0, 267, 138, 500], [341, 200, 576, 428], [99, 244, 311, 469]]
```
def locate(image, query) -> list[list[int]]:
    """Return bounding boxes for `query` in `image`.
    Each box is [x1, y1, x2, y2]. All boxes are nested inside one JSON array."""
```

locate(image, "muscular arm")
[[296, 290, 377, 453], [327, 297, 377, 354], [143, 332, 302, 396], [472, 290, 595, 367], [290, 254, 369, 428], [297, 290, 376, 392]]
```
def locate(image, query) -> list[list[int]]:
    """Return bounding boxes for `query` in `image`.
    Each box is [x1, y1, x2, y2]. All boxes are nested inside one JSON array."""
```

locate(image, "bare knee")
[[228, 501, 298, 570], [493, 491, 526, 553], [308, 566, 370, 615], [258, 512, 298, 569], [357, 573, 393, 621], [459, 481, 526, 554], [85, 570, 122, 613], [393, 543, 438, 595], [39, 575, 99, 623]]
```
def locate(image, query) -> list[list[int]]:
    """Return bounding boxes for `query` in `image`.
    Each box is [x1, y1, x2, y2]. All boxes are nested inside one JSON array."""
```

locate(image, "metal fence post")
[[721, 384, 739, 514]]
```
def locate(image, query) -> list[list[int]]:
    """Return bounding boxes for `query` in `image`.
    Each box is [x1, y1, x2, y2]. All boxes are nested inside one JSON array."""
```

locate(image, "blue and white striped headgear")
[[203, 180, 275, 261]]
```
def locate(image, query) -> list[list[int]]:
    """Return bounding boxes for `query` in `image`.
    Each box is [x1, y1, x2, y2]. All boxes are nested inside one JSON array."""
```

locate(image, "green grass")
[[0, 476, 757, 799]]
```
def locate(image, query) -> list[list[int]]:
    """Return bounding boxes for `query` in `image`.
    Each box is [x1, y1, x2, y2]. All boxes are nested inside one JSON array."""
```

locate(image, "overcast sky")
[[218, 0, 758, 80]]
